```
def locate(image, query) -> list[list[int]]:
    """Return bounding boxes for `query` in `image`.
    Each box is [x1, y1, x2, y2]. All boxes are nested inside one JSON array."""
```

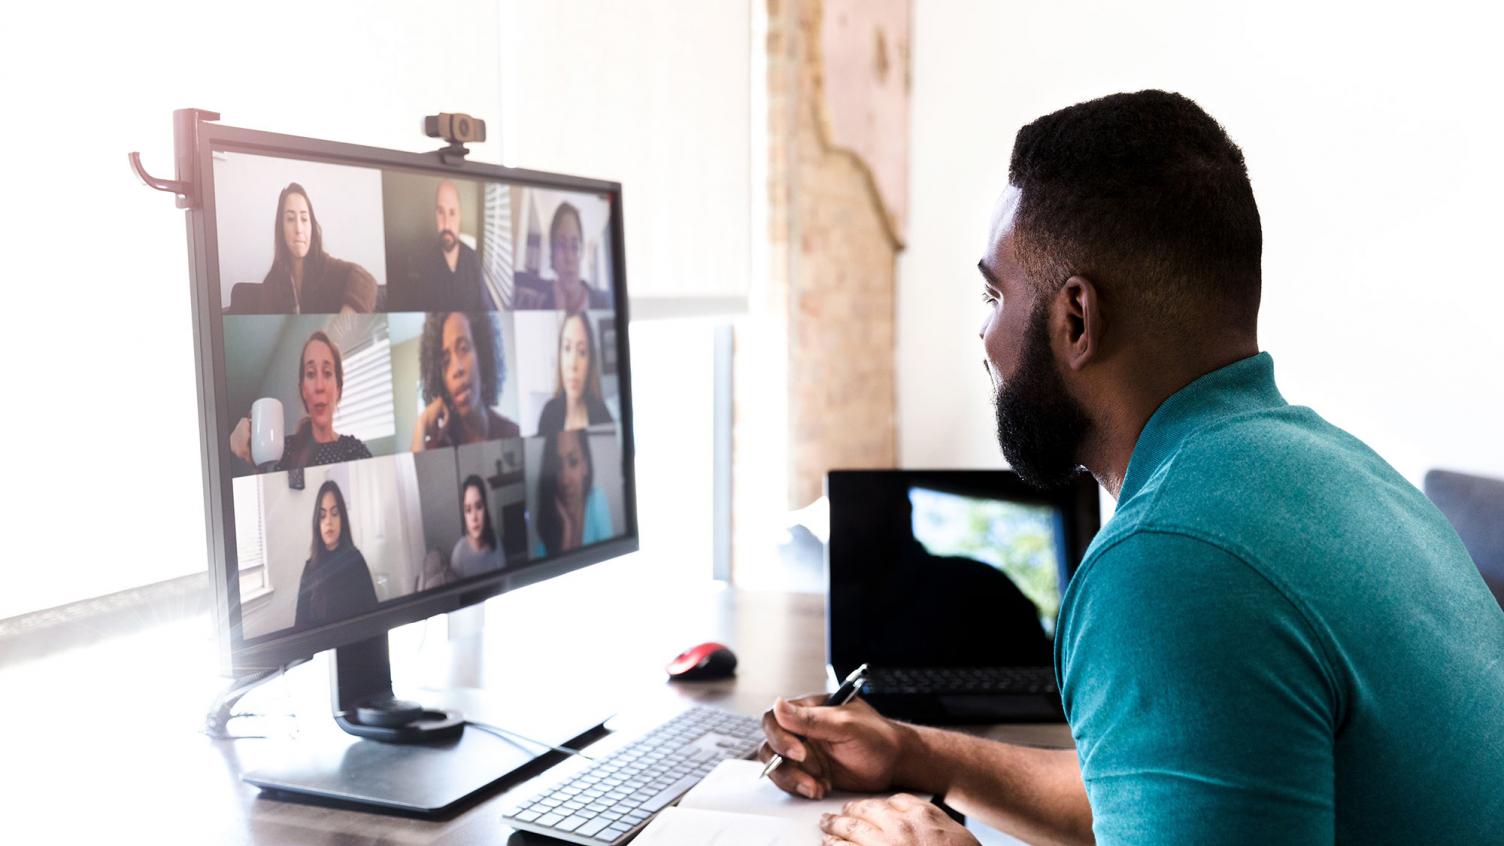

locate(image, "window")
[[233, 477, 271, 604]]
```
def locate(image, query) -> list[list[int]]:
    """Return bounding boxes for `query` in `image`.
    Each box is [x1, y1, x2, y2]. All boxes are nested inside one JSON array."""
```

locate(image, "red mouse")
[[666, 642, 738, 681]]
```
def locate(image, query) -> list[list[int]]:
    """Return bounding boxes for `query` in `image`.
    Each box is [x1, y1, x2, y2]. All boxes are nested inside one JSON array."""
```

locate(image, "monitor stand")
[[239, 633, 609, 815]]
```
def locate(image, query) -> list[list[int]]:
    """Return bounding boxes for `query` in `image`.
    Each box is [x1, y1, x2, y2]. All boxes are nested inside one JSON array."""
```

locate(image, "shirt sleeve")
[[342, 262, 377, 313], [1057, 530, 1342, 845]]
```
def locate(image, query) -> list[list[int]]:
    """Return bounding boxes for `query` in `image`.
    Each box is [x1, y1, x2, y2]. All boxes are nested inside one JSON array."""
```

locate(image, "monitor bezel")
[[185, 120, 639, 675]]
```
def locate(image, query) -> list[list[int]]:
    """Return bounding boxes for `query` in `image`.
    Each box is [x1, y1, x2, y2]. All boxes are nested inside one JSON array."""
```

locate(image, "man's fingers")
[[885, 792, 928, 810], [764, 755, 828, 800], [840, 797, 899, 827], [820, 812, 885, 842], [760, 707, 807, 762], [773, 696, 850, 740]]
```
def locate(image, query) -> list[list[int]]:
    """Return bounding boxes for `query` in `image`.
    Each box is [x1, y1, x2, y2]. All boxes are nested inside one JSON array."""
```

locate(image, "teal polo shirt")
[[1055, 353, 1504, 844]]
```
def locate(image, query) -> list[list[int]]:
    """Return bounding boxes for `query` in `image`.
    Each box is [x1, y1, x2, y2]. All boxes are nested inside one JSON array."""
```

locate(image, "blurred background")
[[0, 0, 1499, 620]]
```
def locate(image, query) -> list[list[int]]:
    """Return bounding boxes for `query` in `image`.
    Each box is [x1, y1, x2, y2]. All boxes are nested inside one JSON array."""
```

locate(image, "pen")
[[759, 662, 869, 779]]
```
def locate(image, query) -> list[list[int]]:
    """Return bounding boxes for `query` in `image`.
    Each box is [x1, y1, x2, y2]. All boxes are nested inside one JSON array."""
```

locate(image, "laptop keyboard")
[[500, 706, 764, 845], [863, 666, 1058, 695]]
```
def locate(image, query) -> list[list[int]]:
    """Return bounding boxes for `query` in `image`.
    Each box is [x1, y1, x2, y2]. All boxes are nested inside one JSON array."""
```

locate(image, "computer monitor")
[[177, 112, 638, 777]]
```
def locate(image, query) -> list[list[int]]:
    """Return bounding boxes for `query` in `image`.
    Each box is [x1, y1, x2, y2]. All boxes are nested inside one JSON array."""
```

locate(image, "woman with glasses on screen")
[[451, 474, 506, 577], [412, 312, 521, 450], [533, 430, 613, 557], [226, 182, 377, 315], [228, 330, 373, 471], [513, 202, 612, 311], [295, 480, 378, 629], [536, 311, 614, 434]]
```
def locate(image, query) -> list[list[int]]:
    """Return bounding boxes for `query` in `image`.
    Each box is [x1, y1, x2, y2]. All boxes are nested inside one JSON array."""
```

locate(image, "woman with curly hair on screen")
[[411, 312, 521, 450]]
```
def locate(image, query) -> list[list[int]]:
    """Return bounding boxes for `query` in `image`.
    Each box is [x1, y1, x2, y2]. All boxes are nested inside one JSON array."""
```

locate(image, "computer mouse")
[[666, 642, 738, 681]]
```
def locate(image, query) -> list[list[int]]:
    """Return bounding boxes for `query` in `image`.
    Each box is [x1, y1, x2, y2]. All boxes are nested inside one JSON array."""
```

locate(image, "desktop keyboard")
[[500, 705, 764, 844], [863, 666, 1058, 695]]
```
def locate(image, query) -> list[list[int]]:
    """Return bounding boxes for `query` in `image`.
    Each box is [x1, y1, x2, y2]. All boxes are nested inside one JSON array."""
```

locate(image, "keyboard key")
[[577, 817, 611, 837], [642, 774, 701, 812]]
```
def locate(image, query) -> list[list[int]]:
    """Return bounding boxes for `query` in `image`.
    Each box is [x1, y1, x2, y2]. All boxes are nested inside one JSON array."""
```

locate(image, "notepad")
[[630, 759, 904, 846]]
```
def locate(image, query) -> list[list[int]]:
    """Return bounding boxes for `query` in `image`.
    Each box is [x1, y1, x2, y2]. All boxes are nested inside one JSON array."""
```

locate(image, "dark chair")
[[1423, 469, 1504, 610]]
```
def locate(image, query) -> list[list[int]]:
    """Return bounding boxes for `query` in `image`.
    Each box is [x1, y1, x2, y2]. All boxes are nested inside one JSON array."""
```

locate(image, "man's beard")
[[440, 230, 458, 252], [991, 301, 1091, 489]]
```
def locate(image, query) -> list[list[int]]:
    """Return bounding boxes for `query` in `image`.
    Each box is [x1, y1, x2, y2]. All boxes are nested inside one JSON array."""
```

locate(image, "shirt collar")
[[1118, 352, 1286, 503]]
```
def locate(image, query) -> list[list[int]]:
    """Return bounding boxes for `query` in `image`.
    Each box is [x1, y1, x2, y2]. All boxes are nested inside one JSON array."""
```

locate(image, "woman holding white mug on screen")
[[229, 330, 373, 471]]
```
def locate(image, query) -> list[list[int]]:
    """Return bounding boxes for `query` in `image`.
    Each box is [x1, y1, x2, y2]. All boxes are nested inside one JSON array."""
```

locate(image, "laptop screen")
[[908, 485, 1068, 640], [826, 470, 1100, 676]]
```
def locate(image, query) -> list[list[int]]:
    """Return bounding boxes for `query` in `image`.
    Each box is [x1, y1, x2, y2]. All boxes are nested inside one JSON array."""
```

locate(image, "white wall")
[[0, 0, 503, 620], [496, 0, 752, 308], [898, 0, 1504, 488]]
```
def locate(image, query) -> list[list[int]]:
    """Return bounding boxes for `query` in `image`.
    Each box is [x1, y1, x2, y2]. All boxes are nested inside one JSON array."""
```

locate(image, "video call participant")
[[536, 311, 614, 433], [513, 202, 611, 311], [533, 430, 612, 557], [229, 331, 373, 471], [389, 179, 490, 312], [226, 182, 377, 314], [412, 312, 521, 450], [295, 480, 378, 629], [451, 474, 506, 577]]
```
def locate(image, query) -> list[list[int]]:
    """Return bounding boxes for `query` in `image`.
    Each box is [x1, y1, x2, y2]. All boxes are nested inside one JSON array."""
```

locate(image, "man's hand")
[[757, 696, 911, 800], [818, 794, 980, 845]]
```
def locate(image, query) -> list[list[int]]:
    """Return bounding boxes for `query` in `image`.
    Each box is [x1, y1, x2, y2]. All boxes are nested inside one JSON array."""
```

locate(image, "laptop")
[[826, 469, 1100, 724]]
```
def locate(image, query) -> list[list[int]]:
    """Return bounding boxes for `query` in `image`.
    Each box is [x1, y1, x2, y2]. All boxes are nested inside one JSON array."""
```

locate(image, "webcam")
[[425, 113, 486, 145]]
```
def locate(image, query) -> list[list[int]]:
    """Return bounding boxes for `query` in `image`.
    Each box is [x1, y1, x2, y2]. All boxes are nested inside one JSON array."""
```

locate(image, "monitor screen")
[[204, 146, 633, 648], [907, 485, 1069, 639], [824, 470, 1098, 674]]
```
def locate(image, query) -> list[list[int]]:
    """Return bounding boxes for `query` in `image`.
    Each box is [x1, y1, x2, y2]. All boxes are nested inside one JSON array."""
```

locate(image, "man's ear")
[[1057, 276, 1102, 372]]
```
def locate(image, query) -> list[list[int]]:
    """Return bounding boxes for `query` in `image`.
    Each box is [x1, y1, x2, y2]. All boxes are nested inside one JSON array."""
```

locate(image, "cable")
[[203, 658, 308, 740], [466, 720, 600, 761]]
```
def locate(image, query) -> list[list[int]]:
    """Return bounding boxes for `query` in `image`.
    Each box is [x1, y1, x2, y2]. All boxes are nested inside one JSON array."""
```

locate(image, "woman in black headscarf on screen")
[[294, 480, 379, 629]]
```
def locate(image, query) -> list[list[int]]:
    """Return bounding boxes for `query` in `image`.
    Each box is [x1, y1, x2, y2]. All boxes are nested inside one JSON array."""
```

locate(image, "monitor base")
[[241, 719, 553, 815], [334, 706, 466, 743]]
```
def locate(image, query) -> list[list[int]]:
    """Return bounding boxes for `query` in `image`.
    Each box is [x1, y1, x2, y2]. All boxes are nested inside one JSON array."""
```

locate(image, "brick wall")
[[733, 0, 909, 572]]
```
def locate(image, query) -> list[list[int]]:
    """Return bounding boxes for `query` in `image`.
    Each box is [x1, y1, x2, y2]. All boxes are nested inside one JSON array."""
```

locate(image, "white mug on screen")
[[250, 397, 285, 467]]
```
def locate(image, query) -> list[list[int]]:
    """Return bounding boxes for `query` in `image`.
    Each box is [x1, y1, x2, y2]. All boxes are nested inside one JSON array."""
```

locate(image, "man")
[[759, 91, 1504, 845], [396, 179, 489, 311]]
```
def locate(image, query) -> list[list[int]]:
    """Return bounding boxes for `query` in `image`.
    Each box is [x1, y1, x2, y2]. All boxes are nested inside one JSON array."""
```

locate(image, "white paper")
[[630, 807, 802, 846], [676, 759, 863, 831], [633, 759, 932, 845]]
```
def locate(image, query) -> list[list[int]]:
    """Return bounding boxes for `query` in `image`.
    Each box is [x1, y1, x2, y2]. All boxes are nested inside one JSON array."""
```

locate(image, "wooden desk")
[[0, 574, 1071, 844]]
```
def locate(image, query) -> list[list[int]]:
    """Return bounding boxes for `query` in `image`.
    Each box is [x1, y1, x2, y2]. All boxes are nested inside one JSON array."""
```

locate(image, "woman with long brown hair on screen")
[[226, 182, 377, 314], [295, 480, 378, 629], [533, 430, 613, 557], [451, 474, 506, 577], [535, 311, 613, 434]]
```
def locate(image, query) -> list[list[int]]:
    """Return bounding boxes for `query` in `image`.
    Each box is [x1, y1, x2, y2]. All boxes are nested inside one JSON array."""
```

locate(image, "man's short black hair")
[[1009, 90, 1262, 335]]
